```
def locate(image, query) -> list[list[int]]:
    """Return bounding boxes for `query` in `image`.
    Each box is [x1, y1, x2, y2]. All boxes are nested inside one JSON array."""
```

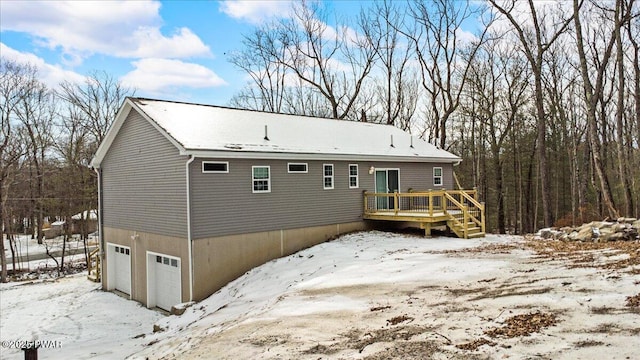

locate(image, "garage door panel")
[[150, 254, 181, 311], [108, 244, 131, 296]]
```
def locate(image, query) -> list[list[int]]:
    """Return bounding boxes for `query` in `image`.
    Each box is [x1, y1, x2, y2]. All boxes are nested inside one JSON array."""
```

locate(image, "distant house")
[[71, 209, 98, 234], [90, 97, 478, 311]]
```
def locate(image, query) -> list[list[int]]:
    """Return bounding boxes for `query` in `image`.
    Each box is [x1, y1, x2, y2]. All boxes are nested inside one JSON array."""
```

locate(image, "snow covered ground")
[[0, 274, 162, 359], [1, 231, 638, 359], [3, 234, 98, 281]]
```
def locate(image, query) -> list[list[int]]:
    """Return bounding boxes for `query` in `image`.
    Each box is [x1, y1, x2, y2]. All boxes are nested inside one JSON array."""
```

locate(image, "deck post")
[[423, 222, 432, 237], [463, 205, 469, 239], [394, 191, 399, 215], [428, 190, 433, 216]]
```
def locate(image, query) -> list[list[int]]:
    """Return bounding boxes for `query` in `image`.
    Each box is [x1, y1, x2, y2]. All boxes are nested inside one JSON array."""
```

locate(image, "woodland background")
[[1, 0, 638, 249]]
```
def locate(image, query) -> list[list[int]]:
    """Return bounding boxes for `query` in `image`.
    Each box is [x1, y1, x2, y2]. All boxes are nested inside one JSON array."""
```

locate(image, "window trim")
[[287, 162, 308, 173], [202, 161, 229, 173], [349, 164, 359, 189], [323, 164, 334, 190], [433, 166, 443, 186], [252, 165, 271, 193]]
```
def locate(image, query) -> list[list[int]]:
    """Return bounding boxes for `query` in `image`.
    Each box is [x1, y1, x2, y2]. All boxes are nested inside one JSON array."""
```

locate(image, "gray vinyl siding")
[[101, 110, 188, 237], [190, 158, 453, 239]]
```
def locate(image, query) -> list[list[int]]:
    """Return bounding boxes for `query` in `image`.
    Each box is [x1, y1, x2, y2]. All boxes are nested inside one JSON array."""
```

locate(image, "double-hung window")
[[349, 164, 358, 188], [433, 167, 443, 186], [252, 166, 271, 193], [323, 164, 334, 189]]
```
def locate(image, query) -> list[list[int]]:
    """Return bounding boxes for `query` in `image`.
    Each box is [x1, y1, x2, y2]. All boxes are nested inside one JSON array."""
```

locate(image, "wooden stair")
[[448, 220, 485, 239], [87, 248, 101, 282]]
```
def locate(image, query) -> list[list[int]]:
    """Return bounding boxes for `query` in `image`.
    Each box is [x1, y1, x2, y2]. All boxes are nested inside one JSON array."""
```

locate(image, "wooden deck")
[[363, 190, 486, 239]]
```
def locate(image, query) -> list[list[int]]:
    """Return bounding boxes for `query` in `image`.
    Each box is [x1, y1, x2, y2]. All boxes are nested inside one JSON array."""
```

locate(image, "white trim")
[[374, 168, 401, 193], [287, 162, 308, 173], [186, 155, 195, 302], [146, 250, 182, 310], [106, 242, 132, 299], [202, 161, 229, 173], [252, 165, 271, 193], [91, 98, 188, 168], [323, 164, 334, 190], [94, 167, 103, 276], [184, 149, 460, 163], [348, 164, 359, 189], [433, 166, 443, 186]]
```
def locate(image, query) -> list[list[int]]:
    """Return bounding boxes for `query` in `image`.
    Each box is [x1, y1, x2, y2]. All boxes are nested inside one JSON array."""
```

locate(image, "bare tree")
[[360, 0, 419, 130], [488, 0, 574, 227], [231, 1, 376, 120], [404, 0, 491, 148], [15, 76, 55, 244], [58, 71, 133, 150], [614, 0, 636, 216], [572, 0, 636, 219], [0, 60, 31, 282], [228, 26, 288, 113]]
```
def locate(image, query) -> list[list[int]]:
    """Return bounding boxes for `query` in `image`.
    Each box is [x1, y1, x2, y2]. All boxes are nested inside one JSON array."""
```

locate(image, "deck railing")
[[363, 189, 485, 237], [87, 248, 101, 282]]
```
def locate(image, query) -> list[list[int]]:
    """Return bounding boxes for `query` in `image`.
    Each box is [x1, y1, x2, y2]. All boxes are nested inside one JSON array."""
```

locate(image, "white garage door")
[[151, 255, 181, 311], [110, 244, 131, 295]]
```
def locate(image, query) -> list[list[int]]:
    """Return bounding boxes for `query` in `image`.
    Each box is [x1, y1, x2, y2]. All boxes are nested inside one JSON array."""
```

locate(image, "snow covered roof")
[[71, 210, 98, 221], [91, 98, 461, 167]]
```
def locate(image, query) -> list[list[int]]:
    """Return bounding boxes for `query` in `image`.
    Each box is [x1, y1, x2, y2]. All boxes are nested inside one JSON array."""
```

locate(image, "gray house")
[[90, 97, 473, 311]]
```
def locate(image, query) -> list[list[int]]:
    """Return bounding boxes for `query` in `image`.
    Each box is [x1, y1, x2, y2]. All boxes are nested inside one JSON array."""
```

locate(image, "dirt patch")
[[302, 325, 432, 356], [242, 334, 290, 347], [484, 311, 558, 338], [456, 337, 497, 351], [626, 293, 640, 307], [524, 237, 640, 271], [434, 243, 521, 255], [386, 315, 413, 325], [370, 305, 391, 312], [573, 340, 605, 347], [361, 341, 442, 360]]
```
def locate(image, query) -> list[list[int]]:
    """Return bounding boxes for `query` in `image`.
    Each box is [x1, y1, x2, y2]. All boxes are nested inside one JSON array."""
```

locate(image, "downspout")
[[93, 167, 104, 281], [186, 155, 195, 302]]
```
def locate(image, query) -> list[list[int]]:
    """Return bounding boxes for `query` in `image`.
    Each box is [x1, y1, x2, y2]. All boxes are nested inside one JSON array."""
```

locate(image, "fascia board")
[[90, 100, 132, 168], [184, 149, 461, 163], [90, 98, 187, 168]]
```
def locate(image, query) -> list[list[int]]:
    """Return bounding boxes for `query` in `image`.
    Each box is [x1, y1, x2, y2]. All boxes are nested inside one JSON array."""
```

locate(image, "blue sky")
[[0, 0, 364, 106]]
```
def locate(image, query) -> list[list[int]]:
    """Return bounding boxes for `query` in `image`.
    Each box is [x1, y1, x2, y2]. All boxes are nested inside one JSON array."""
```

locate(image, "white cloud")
[[0, 43, 85, 88], [119, 27, 210, 59], [120, 58, 227, 94], [0, 0, 210, 64], [219, 0, 293, 24]]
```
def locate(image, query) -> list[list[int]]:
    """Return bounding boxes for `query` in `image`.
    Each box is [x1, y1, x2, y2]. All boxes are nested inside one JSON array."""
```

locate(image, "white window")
[[323, 164, 334, 189], [202, 161, 229, 173], [252, 166, 271, 193], [288, 163, 308, 173], [433, 167, 443, 186], [349, 164, 358, 188]]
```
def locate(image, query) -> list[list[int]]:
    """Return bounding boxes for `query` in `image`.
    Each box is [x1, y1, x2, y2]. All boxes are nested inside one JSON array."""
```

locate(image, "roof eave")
[[183, 149, 461, 163], [90, 97, 188, 168]]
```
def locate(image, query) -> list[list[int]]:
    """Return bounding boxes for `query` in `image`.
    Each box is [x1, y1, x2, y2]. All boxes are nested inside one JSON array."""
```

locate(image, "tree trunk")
[[0, 195, 7, 282], [533, 75, 553, 227], [614, 0, 633, 216], [573, 0, 620, 220], [495, 156, 505, 234]]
